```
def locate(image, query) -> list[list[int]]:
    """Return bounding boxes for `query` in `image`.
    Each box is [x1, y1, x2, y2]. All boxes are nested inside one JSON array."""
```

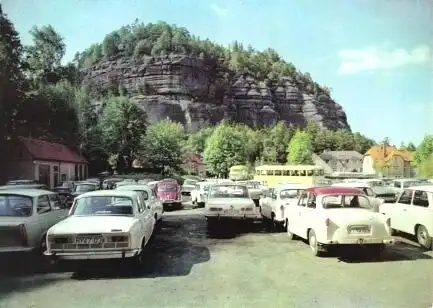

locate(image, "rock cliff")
[[82, 54, 350, 131]]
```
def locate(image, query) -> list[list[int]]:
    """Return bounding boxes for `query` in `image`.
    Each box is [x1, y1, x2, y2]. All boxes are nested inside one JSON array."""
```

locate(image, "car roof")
[[115, 184, 151, 191], [331, 182, 369, 188], [75, 190, 139, 198], [306, 186, 363, 195], [0, 189, 56, 197], [406, 185, 433, 192]]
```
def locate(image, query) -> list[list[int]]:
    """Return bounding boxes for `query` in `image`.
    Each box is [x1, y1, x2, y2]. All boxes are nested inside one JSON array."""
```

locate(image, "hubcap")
[[310, 234, 317, 251], [418, 228, 427, 244]]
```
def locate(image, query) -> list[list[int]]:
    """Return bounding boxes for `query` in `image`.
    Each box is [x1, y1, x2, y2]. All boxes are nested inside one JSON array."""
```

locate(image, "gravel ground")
[[0, 204, 432, 308]]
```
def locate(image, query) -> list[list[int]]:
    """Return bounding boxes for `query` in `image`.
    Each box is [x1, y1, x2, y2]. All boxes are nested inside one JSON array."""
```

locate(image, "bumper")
[[205, 213, 261, 220], [0, 246, 34, 253], [162, 200, 181, 204], [44, 249, 140, 260], [321, 237, 395, 245]]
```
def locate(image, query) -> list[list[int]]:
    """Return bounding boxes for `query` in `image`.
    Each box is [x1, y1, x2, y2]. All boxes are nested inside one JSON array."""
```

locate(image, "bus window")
[[282, 170, 290, 176], [266, 170, 273, 175], [274, 170, 282, 176], [256, 170, 260, 175], [291, 170, 299, 176], [300, 170, 306, 176], [260, 170, 266, 175], [319, 170, 324, 176], [314, 169, 320, 176], [307, 170, 313, 176]]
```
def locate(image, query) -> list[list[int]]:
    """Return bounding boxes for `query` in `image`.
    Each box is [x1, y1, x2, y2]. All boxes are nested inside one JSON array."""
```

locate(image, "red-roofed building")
[[4, 137, 89, 189], [181, 153, 206, 177]]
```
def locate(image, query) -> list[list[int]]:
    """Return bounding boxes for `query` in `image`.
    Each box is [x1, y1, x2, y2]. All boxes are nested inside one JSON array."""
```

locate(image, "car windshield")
[[74, 184, 96, 192], [0, 195, 33, 217], [71, 196, 134, 216], [322, 194, 372, 209], [280, 189, 302, 199], [209, 185, 249, 198], [184, 180, 197, 186], [158, 184, 176, 191], [402, 181, 423, 188]]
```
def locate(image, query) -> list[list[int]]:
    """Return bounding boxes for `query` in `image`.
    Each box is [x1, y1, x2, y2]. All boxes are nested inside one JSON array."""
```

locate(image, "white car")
[[0, 189, 68, 252], [331, 182, 385, 209], [191, 181, 214, 207], [44, 190, 155, 266], [286, 186, 394, 257], [260, 183, 312, 231], [115, 184, 163, 224], [204, 183, 261, 230], [380, 185, 433, 250]]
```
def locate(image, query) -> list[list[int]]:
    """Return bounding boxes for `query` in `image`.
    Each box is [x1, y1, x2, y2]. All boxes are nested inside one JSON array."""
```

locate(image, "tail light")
[[19, 224, 28, 246], [386, 218, 391, 227], [325, 218, 330, 227]]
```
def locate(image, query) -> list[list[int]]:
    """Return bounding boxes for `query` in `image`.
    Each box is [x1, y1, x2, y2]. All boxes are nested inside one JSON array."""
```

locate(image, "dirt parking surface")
[[0, 206, 432, 308]]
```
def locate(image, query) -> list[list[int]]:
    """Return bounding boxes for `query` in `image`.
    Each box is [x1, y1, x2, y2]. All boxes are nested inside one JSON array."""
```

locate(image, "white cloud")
[[337, 45, 432, 75], [209, 3, 228, 16]]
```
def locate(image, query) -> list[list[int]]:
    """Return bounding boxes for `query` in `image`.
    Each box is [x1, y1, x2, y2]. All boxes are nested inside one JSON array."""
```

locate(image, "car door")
[[408, 190, 430, 235], [291, 192, 308, 238], [392, 189, 413, 233], [137, 194, 154, 238], [48, 193, 68, 223], [36, 195, 56, 236]]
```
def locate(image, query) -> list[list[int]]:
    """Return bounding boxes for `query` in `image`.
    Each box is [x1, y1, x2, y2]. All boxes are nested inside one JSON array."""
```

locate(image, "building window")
[[74, 165, 78, 181]]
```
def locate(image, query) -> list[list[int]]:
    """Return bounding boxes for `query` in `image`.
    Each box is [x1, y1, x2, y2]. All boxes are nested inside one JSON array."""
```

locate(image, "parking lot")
[[0, 204, 432, 308]]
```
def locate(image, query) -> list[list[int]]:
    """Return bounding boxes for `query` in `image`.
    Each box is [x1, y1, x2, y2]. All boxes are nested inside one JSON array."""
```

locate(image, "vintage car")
[[237, 180, 263, 207], [380, 185, 433, 250], [6, 179, 39, 185], [68, 182, 98, 206], [115, 184, 163, 223], [44, 190, 155, 266], [191, 181, 214, 207], [260, 183, 312, 231], [0, 184, 48, 190], [331, 182, 385, 208], [286, 186, 394, 257], [156, 180, 182, 210], [0, 189, 68, 253], [181, 179, 198, 198], [204, 183, 261, 230], [102, 178, 124, 189]]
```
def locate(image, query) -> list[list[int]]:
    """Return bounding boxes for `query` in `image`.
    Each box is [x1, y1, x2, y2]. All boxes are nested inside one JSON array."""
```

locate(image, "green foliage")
[[406, 142, 416, 152], [418, 154, 433, 178], [140, 119, 184, 170], [261, 121, 292, 164], [414, 135, 433, 167], [185, 127, 215, 154], [203, 123, 248, 177], [286, 130, 314, 165], [99, 96, 147, 172]]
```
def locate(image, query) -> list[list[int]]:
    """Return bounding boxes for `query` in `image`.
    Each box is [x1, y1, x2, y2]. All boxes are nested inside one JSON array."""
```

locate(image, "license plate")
[[76, 237, 104, 245], [350, 228, 369, 234]]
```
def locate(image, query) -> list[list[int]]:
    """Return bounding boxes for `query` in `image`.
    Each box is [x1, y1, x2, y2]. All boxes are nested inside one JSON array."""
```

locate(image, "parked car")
[[286, 186, 394, 257], [380, 185, 433, 250], [0, 189, 68, 253], [191, 181, 214, 208], [53, 186, 73, 207], [84, 178, 102, 190], [181, 179, 198, 198], [260, 183, 312, 231], [69, 182, 98, 206], [0, 184, 48, 190], [115, 184, 163, 224], [102, 178, 124, 189], [331, 182, 385, 208], [44, 190, 155, 267], [204, 183, 261, 231], [237, 180, 264, 207], [156, 180, 182, 210]]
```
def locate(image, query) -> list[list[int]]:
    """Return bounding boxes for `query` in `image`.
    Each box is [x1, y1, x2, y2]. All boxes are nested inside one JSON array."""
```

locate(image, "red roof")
[[306, 186, 363, 195], [19, 137, 88, 164]]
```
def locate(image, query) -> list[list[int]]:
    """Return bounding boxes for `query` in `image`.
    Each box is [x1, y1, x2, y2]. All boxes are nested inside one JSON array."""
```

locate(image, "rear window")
[[322, 194, 372, 209], [158, 185, 176, 191], [0, 195, 33, 217]]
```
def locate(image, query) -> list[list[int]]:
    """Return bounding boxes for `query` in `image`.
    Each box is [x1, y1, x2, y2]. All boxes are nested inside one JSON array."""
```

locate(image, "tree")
[[413, 135, 433, 167], [286, 130, 314, 165], [25, 25, 66, 84], [203, 123, 248, 177], [140, 119, 184, 172], [0, 4, 23, 156], [418, 154, 433, 178], [185, 127, 215, 154], [261, 121, 292, 163], [99, 96, 147, 173], [406, 142, 416, 152]]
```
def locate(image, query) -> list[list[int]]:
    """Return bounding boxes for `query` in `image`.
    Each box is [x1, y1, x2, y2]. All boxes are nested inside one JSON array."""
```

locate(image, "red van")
[[156, 180, 182, 210]]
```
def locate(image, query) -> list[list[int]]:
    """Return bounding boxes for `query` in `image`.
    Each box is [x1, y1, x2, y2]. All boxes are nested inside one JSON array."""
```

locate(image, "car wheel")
[[287, 222, 296, 240], [282, 218, 288, 232], [308, 230, 321, 257], [130, 239, 145, 269], [416, 225, 432, 250]]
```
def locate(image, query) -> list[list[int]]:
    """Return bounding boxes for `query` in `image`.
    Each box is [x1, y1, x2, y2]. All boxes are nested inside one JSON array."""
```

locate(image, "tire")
[[286, 221, 296, 240], [198, 202, 205, 208], [130, 239, 145, 270], [207, 219, 217, 233], [416, 225, 432, 250], [308, 230, 321, 257]]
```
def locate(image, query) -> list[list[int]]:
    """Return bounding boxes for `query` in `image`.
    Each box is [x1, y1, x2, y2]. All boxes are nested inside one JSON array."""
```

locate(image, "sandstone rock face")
[[82, 54, 350, 131]]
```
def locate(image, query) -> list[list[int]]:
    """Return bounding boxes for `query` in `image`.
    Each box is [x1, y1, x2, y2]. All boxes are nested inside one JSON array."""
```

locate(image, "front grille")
[[0, 227, 24, 247], [50, 242, 129, 250], [49, 233, 129, 250]]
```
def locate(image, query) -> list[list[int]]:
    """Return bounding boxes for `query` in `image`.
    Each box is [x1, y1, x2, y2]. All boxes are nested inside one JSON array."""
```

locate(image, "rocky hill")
[[78, 22, 350, 131]]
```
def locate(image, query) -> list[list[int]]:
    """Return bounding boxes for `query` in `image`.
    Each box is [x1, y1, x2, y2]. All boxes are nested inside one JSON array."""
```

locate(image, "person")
[[349, 196, 359, 208]]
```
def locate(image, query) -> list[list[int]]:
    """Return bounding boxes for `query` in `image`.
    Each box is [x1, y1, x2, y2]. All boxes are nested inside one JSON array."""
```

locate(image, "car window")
[[398, 190, 413, 205], [136, 195, 144, 213], [298, 192, 308, 207], [49, 194, 61, 209], [393, 182, 401, 189], [413, 190, 429, 208], [307, 193, 316, 208], [37, 195, 51, 214]]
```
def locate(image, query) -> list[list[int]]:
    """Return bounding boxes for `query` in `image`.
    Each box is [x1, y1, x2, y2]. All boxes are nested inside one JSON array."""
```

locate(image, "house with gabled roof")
[[318, 150, 364, 173], [362, 145, 415, 178], [3, 137, 89, 189]]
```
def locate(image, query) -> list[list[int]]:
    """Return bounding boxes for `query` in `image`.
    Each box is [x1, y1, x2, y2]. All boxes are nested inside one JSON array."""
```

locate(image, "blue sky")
[[3, 0, 432, 146]]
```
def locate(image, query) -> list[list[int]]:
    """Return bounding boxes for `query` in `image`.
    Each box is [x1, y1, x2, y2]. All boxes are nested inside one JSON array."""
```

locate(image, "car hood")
[[48, 216, 136, 234], [206, 198, 254, 209]]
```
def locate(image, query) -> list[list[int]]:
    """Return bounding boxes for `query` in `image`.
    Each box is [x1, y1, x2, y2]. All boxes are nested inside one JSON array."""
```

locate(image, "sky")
[[3, 0, 433, 146]]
